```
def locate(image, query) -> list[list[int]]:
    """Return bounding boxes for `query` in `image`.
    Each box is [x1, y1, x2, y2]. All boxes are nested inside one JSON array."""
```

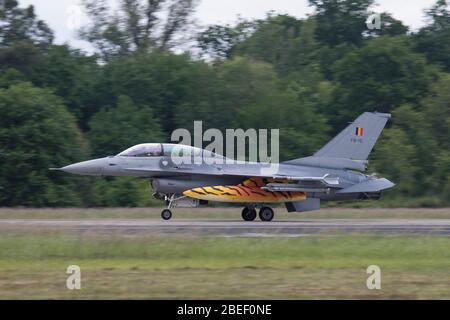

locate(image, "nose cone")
[[61, 158, 106, 176]]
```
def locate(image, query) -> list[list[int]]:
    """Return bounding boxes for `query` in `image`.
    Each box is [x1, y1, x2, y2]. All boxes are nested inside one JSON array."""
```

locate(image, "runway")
[[1, 219, 450, 235]]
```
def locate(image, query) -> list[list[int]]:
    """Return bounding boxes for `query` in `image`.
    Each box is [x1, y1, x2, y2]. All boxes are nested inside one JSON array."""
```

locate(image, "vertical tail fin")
[[314, 112, 391, 160]]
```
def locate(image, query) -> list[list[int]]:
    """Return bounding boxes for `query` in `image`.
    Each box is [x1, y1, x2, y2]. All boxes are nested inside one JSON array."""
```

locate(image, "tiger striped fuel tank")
[[183, 178, 306, 203]]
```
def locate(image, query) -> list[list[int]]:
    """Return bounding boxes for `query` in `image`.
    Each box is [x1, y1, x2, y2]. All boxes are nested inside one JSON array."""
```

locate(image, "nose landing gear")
[[160, 194, 176, 221], [161, 209, 172, 220]]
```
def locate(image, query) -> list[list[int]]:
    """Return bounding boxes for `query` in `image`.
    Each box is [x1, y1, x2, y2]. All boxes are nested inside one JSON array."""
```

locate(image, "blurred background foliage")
[[0, 0, 449, 207]]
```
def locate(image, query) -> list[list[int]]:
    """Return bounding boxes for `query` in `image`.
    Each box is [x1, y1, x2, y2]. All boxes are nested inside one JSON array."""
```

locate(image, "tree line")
[[0, 0, 449, 207]]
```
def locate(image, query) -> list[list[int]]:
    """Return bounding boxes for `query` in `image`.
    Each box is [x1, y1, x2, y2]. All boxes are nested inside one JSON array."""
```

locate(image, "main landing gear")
[[259, 207, 274, 222], [241, 207, 257, 221], [241, 206, 274, 222]]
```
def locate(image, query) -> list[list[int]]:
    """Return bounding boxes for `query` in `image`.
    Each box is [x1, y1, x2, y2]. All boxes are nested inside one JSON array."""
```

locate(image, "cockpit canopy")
[[117, 143, 163, 157], [117, 143, 225, 159]]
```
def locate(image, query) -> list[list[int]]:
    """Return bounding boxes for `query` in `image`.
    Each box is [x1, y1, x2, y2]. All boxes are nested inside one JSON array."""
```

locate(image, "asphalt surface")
[[1, 219, 450, 235]]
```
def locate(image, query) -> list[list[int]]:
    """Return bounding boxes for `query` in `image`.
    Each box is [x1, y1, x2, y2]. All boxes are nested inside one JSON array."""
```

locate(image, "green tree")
[[0, 0, 57, 93], [0, 82, 89, 206], [421, 76, 450, 151], [0, 44, 100, 128], [372, 76, 450, 206], [92, 177, 159, 207], [418, 76, 450, 204], [365, 12, 409, 37], [95, 51, 214, 134], [174, 57, 329, 160], [0, 0, 53, 48], [371, 128, 420, 198], [329, 37, 437, 130], [28, 45, 100, 126], [88, 95, 164, 157], [0, 41, 42, 77], [233, 16, 321, 78], [197, 19, 256, 60], [414, 0, 450, 71], [309, 0, 374, 47], [173, 57, 281, 132], [79, 0, 197, 61]]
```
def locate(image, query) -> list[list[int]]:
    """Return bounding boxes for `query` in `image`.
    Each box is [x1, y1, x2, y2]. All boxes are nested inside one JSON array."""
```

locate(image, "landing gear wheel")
[[161, 209, 172, 220], [241, 207, 257, 221], [259, 207, 274, 222]]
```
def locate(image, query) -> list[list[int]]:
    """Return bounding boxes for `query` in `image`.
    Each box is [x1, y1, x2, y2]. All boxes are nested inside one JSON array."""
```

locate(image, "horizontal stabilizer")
[[337, 178, 395, 194]]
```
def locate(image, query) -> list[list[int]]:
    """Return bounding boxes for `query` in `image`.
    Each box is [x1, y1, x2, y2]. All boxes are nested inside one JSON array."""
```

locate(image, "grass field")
[[0, 208, 449, 299]]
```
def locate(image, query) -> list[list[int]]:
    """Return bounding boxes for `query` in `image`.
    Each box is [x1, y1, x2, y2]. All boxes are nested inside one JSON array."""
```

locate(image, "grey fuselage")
[[61, 154, 373, 202]]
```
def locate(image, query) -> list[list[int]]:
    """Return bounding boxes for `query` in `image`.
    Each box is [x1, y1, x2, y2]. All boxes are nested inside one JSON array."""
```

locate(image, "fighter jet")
[[54, 112, 394, 221]]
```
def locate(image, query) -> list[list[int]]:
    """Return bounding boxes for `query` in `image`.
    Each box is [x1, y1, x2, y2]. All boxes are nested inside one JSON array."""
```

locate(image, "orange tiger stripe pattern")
[[183, 178, 306, 203]]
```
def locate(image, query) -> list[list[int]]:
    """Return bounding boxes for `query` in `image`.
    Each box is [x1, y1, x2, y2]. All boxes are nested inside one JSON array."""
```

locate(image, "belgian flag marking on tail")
[[355, 127, 364, 137]]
